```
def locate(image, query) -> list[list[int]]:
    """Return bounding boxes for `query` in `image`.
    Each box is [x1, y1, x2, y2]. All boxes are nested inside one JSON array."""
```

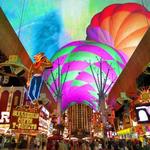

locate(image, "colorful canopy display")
[[45, 41, 126, 111], [86, 3, 150, 58]]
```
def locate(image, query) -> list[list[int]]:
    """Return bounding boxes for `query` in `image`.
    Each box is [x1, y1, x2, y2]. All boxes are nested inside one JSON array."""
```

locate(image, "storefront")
[[0, 86, 27, 138], [0, 86, 51, 149]]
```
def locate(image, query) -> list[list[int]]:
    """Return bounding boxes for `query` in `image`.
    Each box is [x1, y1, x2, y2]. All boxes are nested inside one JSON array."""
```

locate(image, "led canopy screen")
[[1, 1, 150, 61], [1, 1, 150, 110], [45, 41, 126, 111], [86, 3, 150, 59]]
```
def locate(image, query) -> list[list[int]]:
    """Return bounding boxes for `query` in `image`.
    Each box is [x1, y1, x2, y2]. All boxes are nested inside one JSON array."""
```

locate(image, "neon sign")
[[0, 112, 10, 123], [10, 110, 39, 130]]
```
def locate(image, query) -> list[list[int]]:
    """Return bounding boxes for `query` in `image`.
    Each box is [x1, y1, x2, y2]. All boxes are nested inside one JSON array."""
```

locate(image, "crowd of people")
[[47, 139, 104, 150], [1, 134, 150, 150], [0, 134, 17, 149], [0, 134, 46, 150], [46, 138, 150, 150]]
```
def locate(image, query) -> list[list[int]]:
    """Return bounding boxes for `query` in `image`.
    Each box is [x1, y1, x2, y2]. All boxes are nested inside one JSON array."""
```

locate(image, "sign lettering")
[[10, 110, 39, 130], [0, 112, 10, 123]]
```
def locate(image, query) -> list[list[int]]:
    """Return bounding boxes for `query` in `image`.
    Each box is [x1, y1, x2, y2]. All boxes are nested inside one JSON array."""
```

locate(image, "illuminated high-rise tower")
[[68, 104, 93, 137]]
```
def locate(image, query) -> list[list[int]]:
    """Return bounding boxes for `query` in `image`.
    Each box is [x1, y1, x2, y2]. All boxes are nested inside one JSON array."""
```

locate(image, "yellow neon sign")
[[12, 110, 39, 119]]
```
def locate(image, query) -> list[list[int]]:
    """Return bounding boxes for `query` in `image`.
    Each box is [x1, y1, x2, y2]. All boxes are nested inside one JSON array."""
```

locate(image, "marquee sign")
[[10, 105, 39, 130]]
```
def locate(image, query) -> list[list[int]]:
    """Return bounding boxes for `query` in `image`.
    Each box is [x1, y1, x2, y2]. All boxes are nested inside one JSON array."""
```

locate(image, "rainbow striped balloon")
[[86, 3, 150, 59], [45, 41, 126, 111]]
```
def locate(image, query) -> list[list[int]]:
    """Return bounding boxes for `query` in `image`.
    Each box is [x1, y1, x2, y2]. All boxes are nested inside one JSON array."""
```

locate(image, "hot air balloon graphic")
[[45, 41, 126, 111], [86, 3, 150, 58]]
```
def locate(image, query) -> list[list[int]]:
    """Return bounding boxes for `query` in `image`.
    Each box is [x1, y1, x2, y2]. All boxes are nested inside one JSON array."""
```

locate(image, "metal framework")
[[89, 58, 116, 123], [46, 58, 70, 124]]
